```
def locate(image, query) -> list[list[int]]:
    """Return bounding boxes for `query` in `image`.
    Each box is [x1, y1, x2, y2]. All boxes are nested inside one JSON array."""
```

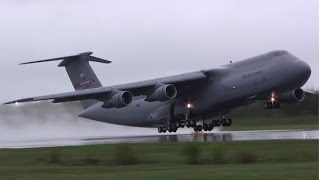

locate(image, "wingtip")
[[3, 101, 14, 105]]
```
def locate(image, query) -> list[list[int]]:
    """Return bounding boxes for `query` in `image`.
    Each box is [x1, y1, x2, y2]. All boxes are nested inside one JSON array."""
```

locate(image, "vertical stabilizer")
[[20, 52, 111, 109]]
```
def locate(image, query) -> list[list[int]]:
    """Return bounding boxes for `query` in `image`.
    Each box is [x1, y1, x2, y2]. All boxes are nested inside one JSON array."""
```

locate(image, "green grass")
[[0, 162, 317, 180], [0, 140, 317, 179]]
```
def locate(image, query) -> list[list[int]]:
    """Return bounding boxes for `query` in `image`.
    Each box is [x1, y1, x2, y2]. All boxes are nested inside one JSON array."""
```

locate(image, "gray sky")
[[0, 0, 318, 102]]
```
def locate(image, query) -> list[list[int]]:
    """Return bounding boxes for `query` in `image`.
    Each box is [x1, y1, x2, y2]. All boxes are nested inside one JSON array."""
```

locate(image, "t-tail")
[[20, 52, 111, 109]]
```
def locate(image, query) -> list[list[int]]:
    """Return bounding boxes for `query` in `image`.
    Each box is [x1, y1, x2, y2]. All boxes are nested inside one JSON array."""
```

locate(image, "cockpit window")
[[273, 50, 288, 57]]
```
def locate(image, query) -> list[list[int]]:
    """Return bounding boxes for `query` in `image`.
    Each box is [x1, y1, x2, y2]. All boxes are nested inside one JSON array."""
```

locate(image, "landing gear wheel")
[[193, 125, 198, 132], [178, 121, 185, 128], [216, 120, 221, 127], [221, 119, 227, 126], [203, 123, 208, 131], [226, 118, 232, 126], [274, 102, 280, 109], [170, 124, 177, 133], [186, 121, 191, 128], [197, 125, 203, 131], [190, 121, 196, 127], [265, 101, 281, 109], [158, 127, 162, 133], [264, 102, 269, 109], [212, 120, 217, 127], [173, 128, 177, 132], [208, 123, 213, 131], [265, 102, 271, 109]]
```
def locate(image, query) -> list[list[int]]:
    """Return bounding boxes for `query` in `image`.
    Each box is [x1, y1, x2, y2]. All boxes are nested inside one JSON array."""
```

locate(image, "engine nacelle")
[[145, 84, 177, 102], [278, 88, 305, 103], [102, 91, 133, 108]]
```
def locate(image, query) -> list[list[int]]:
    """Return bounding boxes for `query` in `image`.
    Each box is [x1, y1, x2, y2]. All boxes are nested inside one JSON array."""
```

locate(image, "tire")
[[216, 120, 221, 127], [193, 125, 198, 132], [186, 121, 191, 128], [227, 118, 232, 126], [158, 127, 162, 133], [268, 102, 273, 109], [221, 119, 227, 126], [197, 125, 203, 131], [208, 123, 213, 131], [212, 120, 217, 127], [190, 121, 196, 127], [265, 102, 272, 109], [173, 128, 177, 132], [203, 123, 208, 131]]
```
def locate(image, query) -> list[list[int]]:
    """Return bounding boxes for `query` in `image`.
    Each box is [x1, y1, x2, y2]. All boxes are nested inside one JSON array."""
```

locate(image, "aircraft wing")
[[4, 87, 113, 104], [4, 71, 208, 104], [115, 71, 208, 96]]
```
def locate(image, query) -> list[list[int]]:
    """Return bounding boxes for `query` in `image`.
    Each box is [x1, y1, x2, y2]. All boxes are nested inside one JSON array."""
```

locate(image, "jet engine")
[[278, 88, 305, 103], [102, 91, 133, 108], [145, 84, 177, 102]]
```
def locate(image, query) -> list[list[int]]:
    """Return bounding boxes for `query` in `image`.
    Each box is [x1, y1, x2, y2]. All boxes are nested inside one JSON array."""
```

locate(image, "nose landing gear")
[[265, 101, 280, 109]]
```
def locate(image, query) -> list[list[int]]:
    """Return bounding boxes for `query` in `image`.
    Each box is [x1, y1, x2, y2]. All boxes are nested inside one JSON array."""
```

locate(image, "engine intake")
[[145, 84, 177, 102], [102, 91, 133, 108], [278, 88, 305, 103]]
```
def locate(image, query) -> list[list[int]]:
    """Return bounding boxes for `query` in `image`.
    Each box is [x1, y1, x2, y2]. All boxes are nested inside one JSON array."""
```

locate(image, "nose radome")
[[295, 60, 311, 85], [299, 60, 311, 78]]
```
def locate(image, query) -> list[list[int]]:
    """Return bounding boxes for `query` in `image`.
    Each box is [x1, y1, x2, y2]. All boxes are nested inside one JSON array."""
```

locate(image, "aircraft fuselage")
[[79, 50, 311, 127]]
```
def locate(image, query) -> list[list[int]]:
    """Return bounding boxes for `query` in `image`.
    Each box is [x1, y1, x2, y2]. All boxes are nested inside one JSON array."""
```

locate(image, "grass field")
[[0, 140, 318, 179]]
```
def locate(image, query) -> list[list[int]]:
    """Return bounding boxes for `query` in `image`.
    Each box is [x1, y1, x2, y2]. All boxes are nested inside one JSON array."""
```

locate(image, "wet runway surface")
[[0, 129, 318, 149]]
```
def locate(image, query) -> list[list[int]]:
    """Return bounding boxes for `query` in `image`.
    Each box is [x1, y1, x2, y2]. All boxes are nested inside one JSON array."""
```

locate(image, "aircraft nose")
[[299, 60, 311, 78], [295, 60, 311, 84]]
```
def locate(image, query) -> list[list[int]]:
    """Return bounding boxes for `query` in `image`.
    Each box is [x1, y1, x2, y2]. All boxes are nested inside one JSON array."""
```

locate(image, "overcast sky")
[[0, 0, 318, 102]]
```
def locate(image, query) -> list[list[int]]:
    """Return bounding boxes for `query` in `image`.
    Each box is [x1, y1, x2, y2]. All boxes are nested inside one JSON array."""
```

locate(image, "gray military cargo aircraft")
[[5, 50, 311, 133]]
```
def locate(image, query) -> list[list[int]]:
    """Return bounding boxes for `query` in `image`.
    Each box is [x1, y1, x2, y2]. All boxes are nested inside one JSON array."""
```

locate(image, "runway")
[[0, 129, 317, 149]]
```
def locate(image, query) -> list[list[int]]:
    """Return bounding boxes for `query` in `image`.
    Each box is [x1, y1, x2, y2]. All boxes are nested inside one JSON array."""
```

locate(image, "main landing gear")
[[158, 123, 182, 133], [191, 118, 232, 132], [158, 118, 232, 133]]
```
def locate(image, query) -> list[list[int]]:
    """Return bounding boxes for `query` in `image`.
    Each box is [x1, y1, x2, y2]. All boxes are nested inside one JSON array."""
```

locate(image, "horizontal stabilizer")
[[19, 52, 111, 66]]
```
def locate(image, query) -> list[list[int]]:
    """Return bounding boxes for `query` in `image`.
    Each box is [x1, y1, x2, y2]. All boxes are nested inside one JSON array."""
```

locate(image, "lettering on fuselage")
[[74, 79, 95, 90], [242, 70, 262, 79]]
